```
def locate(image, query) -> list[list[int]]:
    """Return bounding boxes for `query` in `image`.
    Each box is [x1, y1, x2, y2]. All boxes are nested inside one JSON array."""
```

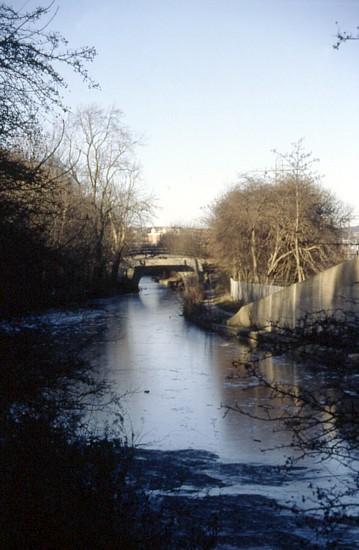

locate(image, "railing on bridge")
[[124, 244, 205, 258], [125, 245, 170, 257]]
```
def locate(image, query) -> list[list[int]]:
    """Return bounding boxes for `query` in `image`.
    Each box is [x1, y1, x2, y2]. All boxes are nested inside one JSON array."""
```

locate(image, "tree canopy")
[[208, 143, 349, 285]]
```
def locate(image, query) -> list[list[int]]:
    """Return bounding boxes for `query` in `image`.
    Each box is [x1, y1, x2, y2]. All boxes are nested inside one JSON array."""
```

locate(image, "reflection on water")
[[82, 278, 343, 480]]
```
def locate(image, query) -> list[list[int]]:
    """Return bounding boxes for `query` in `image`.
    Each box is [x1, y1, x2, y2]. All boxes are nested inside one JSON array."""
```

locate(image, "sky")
[[13, 0, 359, 225]]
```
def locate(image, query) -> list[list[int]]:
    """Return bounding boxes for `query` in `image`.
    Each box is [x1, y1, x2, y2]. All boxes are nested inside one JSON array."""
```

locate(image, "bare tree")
[[0, 2, 97, 145], [273, 142, 349, 283], [208, 178, 271, 282], [65, 106, 153, 285], [334, 22, 359, 49], [207, 143, 349, 286], [158, 226, 208, 258], [108, 168, 153, 282]]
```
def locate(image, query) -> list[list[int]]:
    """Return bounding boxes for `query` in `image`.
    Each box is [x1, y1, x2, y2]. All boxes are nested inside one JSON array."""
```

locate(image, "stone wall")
[[228, 257, 359, 330]]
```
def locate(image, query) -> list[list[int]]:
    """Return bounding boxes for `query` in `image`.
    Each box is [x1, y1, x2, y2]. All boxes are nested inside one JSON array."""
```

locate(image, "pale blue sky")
[[14, 0, 359, 224]]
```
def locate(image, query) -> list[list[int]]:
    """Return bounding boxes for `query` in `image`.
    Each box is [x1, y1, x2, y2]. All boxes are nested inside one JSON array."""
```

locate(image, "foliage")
[[0, 149, 60, 312], [207, 142, 349, 285]]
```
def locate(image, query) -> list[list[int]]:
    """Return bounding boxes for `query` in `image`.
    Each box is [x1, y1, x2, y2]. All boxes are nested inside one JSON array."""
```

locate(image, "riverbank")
[[184, 291, 359, 369], [4, 283, 359, 548], [0, 319, 325, 548], [0, 282, 137, 321]]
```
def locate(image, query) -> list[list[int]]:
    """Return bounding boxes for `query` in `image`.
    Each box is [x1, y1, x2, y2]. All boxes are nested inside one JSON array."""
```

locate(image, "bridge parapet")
[[120, 254, 206, 290], [125, 246, 169, 257], [126, 254, 205, 270]]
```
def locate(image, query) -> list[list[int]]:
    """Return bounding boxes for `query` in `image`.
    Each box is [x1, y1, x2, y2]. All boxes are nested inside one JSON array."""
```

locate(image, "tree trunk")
[[250, 227, 259, 283], [294, 180, 304, 282], [110, 250, 122, 284]]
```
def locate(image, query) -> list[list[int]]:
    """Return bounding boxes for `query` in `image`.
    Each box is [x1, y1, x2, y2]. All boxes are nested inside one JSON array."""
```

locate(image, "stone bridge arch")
[[121, 255, 204, 290]]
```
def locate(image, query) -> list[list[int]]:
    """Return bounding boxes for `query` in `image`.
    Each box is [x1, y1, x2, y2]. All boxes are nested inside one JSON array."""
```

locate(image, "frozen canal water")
[[10, 277, 359, 546]]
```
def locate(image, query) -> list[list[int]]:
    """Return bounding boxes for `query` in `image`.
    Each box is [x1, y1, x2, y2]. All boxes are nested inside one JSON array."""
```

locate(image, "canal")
[[85, 277, 303, 462], [35, 276, 343, 506], [8, 276, 359, 545]]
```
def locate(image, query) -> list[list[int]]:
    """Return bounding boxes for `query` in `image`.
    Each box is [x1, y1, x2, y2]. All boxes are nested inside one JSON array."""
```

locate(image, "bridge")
[[120, 253, 206, 290]]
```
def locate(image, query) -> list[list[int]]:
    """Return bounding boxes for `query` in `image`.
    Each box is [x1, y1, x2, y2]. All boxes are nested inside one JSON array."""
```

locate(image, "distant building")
[[146, 227, 168, 246], [144, 225, 207, 250]]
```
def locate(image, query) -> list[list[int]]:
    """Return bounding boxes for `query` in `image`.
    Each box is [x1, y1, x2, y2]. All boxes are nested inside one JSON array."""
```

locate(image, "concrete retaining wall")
[[228, 257, 359, 330], [230, 279, 283, 304]]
